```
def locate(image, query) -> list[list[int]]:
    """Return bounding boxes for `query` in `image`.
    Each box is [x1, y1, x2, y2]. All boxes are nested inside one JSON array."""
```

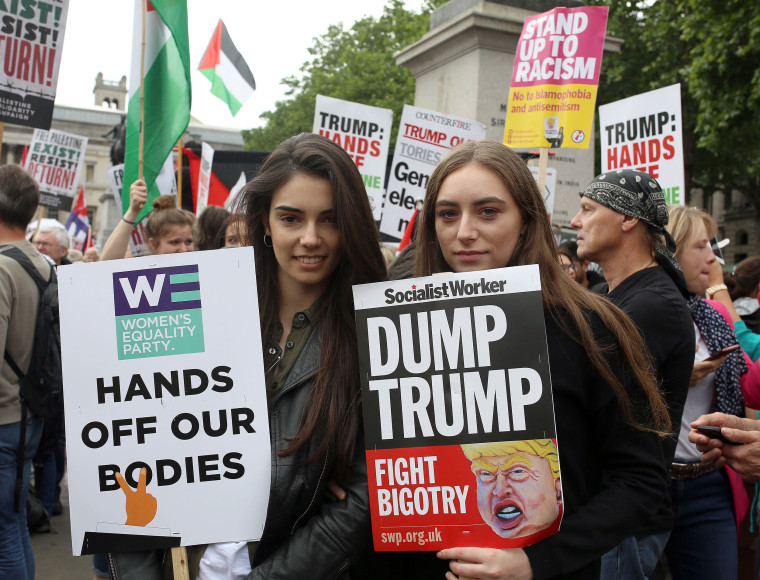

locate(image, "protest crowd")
[[3, 2, 760, 580], [6, 134, 760, 580]]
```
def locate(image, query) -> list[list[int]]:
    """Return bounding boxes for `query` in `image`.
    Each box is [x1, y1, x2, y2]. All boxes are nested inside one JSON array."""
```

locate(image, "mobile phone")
[[696, 425, 737, 445], [703, 344, 741, 361]]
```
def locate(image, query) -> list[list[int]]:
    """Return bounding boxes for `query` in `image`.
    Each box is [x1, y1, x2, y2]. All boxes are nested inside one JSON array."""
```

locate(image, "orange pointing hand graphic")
[[116, 467, 157, 526]]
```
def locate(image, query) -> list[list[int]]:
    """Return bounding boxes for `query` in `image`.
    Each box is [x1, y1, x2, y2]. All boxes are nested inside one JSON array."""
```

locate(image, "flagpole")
[[138, 0, 146, 182], [177, 138, 183, 209], [32, 206, 46, 241]]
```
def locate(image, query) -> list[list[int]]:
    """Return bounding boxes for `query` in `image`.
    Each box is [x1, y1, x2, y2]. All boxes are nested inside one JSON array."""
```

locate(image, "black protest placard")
[[353, 266, 561, 551]]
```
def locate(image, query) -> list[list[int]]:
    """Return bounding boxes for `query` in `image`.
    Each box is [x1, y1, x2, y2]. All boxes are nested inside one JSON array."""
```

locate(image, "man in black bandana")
[[571, 169, 695, 580]]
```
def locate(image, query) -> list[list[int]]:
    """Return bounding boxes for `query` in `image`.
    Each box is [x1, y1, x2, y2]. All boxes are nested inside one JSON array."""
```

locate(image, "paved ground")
[[26, 473, 759, 580], [30, 475, 93, 580]]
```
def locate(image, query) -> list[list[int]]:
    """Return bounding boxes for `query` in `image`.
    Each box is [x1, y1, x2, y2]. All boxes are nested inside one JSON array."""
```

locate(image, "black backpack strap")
[[13, 406, 27, 512], [0, 245, 52, 377], [4, 350, 24, 379]]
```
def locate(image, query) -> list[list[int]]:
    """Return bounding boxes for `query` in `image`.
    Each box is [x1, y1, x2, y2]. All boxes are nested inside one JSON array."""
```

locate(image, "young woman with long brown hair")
[[412, 141, 670, 580]]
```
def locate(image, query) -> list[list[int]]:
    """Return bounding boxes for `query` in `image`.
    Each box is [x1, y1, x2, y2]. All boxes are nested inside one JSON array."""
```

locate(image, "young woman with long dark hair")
[[237, 132, 386, 578], [108, 133, 386, 579]]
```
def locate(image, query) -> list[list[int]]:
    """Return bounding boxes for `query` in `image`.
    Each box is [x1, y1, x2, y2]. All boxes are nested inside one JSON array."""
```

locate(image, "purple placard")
[[113, 265, 201, 316]]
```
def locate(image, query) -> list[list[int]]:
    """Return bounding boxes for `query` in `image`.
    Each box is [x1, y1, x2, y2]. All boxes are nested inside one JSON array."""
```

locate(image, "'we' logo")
[[113, 265, 205, 360], [119, 274, 165, 309]]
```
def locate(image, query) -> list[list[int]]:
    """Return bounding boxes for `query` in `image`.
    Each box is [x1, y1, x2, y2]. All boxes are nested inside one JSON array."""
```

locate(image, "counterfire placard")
[[353, 266, 561, 551], [60, 248, 271, 556], [379, 105, 486, 241]]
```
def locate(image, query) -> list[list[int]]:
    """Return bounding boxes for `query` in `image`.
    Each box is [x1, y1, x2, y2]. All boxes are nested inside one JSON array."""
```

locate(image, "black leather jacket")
[[109, 331, 371, 580]]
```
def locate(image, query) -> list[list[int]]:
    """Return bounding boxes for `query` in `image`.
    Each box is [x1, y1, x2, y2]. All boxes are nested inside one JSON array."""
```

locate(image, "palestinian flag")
[[198, 20, 255, 116], [123, 0, 191, 225]]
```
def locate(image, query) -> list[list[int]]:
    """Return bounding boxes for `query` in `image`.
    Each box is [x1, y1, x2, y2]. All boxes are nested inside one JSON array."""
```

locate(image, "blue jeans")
[[33, 413, 64, 515], [93, 553, 110, 578], [601, 532, 671, 579], [33, 449, 56, 515], [0, 418, 43, 580], [665, 470, 737, 580]]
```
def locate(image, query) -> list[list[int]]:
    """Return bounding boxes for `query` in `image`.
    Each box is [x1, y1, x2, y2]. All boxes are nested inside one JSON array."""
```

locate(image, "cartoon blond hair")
[[461, 439, 559, 480]]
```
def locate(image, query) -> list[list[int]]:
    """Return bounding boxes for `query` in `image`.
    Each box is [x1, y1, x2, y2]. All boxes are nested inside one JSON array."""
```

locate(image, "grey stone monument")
[[396, 0, 621, 230]]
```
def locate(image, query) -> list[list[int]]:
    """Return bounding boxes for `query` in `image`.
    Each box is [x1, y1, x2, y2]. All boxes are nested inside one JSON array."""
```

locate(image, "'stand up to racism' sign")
[[59, 249, 271, 556], [353, 266, 561, 551], [504, 6, 608, 149]]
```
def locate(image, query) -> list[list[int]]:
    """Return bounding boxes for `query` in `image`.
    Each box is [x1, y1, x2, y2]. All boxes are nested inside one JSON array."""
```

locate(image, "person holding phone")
[[689, 412, 760, 481], [703, 256, 760, 361], [662, 206, 760, 580]]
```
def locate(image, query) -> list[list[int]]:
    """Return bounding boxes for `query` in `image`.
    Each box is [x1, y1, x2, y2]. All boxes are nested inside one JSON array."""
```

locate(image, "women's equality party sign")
[[59, 248, 271, 556], [504, 6, 608, 149], [353, 266, 562, 551]]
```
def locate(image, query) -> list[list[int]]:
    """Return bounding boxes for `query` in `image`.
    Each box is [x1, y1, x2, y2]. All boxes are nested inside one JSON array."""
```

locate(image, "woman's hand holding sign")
[[116, 467, 158, 527], [439, 547, 533, 580]]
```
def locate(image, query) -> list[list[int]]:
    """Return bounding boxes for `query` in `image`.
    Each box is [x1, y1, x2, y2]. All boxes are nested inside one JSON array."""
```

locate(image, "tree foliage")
[[243, 0, 447, 151], [587, 0, 760, 206]]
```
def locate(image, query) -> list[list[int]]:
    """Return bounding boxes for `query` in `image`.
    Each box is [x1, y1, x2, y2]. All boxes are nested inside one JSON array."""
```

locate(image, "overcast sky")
[[55, 0, 427, 132]]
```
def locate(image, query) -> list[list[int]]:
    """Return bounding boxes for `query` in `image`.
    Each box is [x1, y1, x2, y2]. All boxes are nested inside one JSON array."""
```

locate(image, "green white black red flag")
[[123, 0, 191, 224], [198, 20, 256, 116]]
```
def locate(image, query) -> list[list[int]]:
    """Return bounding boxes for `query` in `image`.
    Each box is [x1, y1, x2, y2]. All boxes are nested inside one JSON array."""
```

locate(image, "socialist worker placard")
[[353, 265, 562, 550]]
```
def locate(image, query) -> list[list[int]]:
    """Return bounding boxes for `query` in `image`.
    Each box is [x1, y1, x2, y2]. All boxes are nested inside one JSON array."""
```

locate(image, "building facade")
[[0, 74, 245, 246]]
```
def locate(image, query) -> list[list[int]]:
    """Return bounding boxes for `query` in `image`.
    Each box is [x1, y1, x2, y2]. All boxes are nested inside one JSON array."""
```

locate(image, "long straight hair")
[[241, 133, 387, 476], [415, 141, 669, 434]]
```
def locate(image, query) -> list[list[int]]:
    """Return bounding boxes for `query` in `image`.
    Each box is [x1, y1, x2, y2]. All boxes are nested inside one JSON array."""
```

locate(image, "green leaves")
[[590, 0, 760, 200]]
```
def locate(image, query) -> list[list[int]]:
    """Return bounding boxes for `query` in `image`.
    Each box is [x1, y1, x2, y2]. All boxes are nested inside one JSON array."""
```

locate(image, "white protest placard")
[[313, 95, 393, 220], [196, 142, 215, 217], [0, 0, 70, 129], [379, 105, 487, 240], [599, 84, 684, 205], [108, 164, 125, 206], [24, 128, 87, 211], [529, 166, 557, 217], [59, 248, 271, 556]]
